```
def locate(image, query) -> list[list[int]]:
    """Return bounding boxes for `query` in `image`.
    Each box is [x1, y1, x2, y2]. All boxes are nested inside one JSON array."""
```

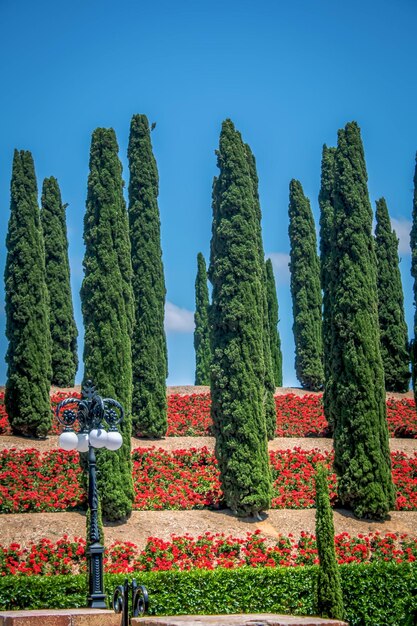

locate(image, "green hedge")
[[0, 563, 416, 625]]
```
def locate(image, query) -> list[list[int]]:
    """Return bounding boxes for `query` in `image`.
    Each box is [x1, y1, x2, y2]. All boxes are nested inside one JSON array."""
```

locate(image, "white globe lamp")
[[59, 429, 79, 451], [106, 430, 123, 451], [77, 431, 90, 452], [89, 428, 108, 448]]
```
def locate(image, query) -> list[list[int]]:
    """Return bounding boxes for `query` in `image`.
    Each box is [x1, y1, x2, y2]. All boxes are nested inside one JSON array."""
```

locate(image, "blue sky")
[[0, 0, 416, 386]]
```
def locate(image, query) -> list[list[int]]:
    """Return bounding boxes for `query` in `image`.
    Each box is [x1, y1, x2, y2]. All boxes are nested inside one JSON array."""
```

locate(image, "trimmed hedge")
[[0, 562, 416, 625]]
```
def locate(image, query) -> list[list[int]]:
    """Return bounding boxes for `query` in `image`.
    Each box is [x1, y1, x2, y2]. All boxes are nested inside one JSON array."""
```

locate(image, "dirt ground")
[[1, 386, 416, 550], [2, 509, 417, 551]]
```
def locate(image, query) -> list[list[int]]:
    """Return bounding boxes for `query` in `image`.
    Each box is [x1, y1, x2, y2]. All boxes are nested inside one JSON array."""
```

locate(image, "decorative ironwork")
[[56, 381, 125, 610], [113, 578, 149, 626]]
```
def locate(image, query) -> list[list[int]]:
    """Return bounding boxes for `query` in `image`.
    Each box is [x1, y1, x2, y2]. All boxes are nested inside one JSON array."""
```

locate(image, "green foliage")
[[288, 179, 324, 391], [245, 143, 276, 440], [208, 119, 272, 516], [314, 464, 344, 620], [375, 197, 410, 392], [194, 252, 211, 385], [319, 145, 336, 430], [265, 258, 283, 387], [4, 150, 52, 438], [410, 154, 417, 399], [41, 177, 78, 387], [81, 128, 134, 521], [128, 114, 167, 438], [330, 122, 395, 519], [1, 562, 417, 625]]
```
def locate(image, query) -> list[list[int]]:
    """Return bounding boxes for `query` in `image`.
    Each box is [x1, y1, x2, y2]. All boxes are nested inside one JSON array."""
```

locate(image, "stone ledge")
[[132, 614, 347, 626], [0, 608, 120, 626]]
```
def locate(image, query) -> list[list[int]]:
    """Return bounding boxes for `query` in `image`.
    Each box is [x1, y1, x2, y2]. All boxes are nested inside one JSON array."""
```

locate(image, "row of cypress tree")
[[208, 119, 407, 521], [5, 153, 78, 438], [289, 149, 410, 395], [4, 115, 167, 520]]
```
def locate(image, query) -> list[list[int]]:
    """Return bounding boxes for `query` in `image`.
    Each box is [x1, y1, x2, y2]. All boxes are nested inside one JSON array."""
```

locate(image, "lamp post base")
[[88, 542, 106, 608]]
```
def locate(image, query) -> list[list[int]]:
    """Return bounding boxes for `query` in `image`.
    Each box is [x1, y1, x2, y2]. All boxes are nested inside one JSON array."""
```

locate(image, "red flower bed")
[[2, 530, 417, 576], [0, 448, 85, 513], [1, 446, 417, 513], [166, 394, 212, 436], [0, 391, 416, 438], [132, 446, 222, 510]]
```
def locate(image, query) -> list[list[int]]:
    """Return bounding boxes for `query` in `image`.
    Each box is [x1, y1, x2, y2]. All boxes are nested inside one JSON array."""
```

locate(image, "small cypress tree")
[[375, 197, 410, 392], [330, 122, 395, 519], [194, 252, 211, 385], [128, 114, 167, 438], [288, 179, 324, 390], [245, 143, 276, 440], [5, 150, 52, 438], [41, 177, 78, 387], [81, 128, 134, 521], [319, 146, 336, 431], [315, 463, 345, 621], [265, 258, 283, 387], [410, 154, 417, 397], [208, 119, 272, 517]]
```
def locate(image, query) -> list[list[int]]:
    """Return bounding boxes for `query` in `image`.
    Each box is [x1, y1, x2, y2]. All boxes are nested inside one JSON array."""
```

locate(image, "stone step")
[[0, 608, 120, 626], [132, 614, 347, 626]]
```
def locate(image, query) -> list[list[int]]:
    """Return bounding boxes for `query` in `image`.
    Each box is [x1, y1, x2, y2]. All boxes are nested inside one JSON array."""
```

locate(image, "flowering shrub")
[[2, 530, 417, 576], [0, 448, 85, 513]]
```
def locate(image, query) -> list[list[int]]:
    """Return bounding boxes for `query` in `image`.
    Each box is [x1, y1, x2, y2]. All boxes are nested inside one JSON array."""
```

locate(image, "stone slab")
[[132, 614, 347, 626], [0, 608, 120, 626]]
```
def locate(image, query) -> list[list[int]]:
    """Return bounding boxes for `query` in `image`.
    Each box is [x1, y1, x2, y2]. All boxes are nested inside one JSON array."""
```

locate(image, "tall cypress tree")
[[194, 252, 211, 385], [245, 144, 276, 440], [330, 122, 395, 519], [315, 464, 345, 620], [81, 128, 134, 521], [265, 258, 283, 387], [288, 179, 324, 390], [41, 177, 78, 387], [5, 150, 52, 438], [410, 154, 417, 397], [319, 146, 336, 430], [128, 114, 167, 438], [375, 197, 410, 392], [208, 119, 271, 517]]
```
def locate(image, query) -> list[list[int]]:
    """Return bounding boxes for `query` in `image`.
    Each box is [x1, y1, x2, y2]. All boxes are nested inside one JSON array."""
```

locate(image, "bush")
[[0, 561, 417, 624]]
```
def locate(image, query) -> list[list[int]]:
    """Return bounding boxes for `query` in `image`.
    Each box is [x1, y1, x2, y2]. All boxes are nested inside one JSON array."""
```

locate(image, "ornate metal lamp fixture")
[[56, 380, 124, 608]]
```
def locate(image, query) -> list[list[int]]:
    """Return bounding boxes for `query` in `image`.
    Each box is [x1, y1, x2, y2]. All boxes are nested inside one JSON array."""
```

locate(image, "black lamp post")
[[56, 381, 124, 609]]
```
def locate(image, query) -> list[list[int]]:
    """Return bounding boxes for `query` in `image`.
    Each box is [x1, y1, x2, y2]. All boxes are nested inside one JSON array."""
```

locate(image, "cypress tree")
[[81, 128, 134, 521], [375, 197, 410, 392], [410, 154, 417, 397], [208, 119, 272, 517], [288, 179, 324, 390], [319, 146, 336, 431], [41, 177, 78, 387], [265, 258, 283, 387], [245, 143, 276, 440], [314, 464, 345, 620], [4, 150, 52, 438], [128, 114, 167, 438], [330, 121, 395, 519], [194, 252, 211, 386]]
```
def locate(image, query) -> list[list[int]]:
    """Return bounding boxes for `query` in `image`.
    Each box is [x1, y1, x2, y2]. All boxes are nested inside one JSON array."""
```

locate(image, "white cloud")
[[265, 252, 290, 285], [391, 218, 412, 256], [165, 301, 195, 333]]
